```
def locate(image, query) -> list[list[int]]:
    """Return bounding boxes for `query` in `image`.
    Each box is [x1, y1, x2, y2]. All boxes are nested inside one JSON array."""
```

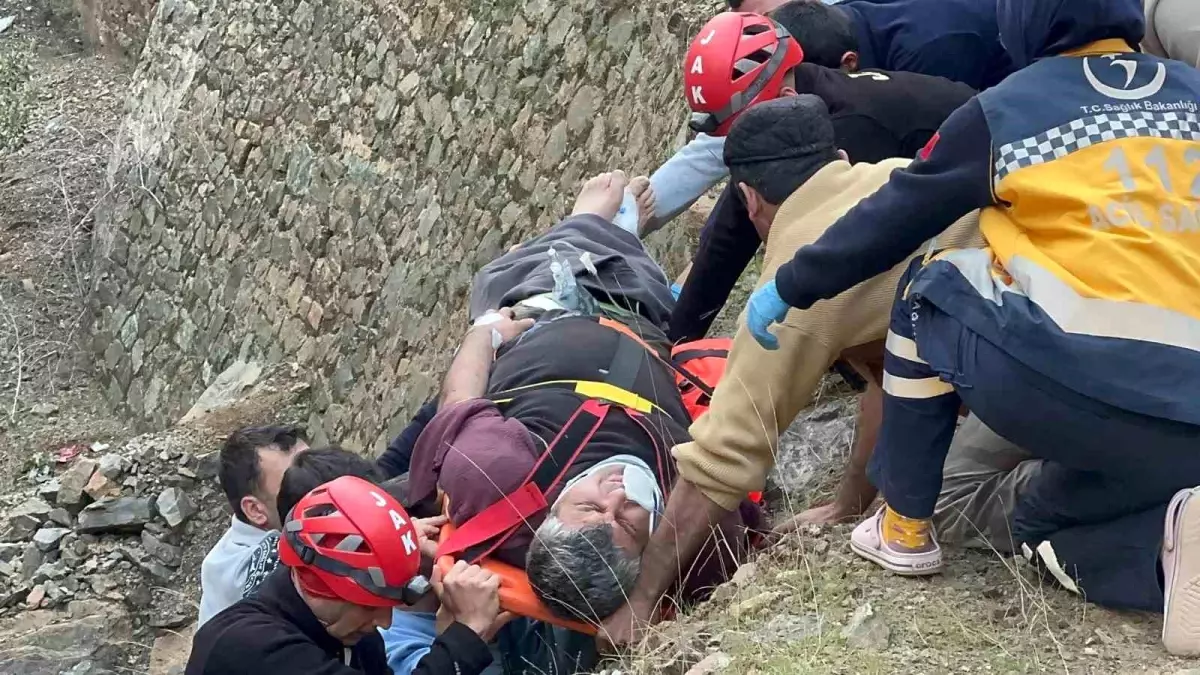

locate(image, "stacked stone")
[[92, 0, 706, 453]]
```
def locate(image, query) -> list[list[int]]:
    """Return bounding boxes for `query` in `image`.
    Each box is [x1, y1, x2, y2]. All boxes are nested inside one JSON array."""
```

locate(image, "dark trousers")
[[667, 184, 759, 343], [871, 260, 1200, 534], [1032, 503, 1167, 612]]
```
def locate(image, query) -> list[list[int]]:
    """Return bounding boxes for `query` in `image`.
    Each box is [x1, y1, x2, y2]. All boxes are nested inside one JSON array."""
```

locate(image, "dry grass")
[[611, 519, 1187, 675]]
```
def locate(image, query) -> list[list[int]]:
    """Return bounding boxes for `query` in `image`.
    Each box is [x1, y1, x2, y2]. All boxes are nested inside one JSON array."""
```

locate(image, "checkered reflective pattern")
[[994, 111, 1200, 182]]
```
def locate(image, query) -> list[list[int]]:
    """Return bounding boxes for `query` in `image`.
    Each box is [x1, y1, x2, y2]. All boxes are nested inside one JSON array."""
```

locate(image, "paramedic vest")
[[923, 40, 1200, 424]]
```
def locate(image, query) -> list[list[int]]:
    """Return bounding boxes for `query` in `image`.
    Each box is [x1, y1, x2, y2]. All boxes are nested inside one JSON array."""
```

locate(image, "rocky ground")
[[0, 355, 312, 675], [614, 523, 1195, 675]]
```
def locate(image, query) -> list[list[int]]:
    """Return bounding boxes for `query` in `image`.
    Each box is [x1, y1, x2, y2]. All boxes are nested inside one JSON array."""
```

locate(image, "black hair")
[[727, 0, 744, 7], [725, 95, 840, 205], [770, 0, 859, 69], [219, 425, 307, 523], [730, 156, 813, 206], [275, 445, 383, 525]]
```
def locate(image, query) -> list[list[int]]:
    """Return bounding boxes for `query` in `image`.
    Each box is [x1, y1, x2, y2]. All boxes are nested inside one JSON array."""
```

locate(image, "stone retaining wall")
[[91, 0, 709, 452]]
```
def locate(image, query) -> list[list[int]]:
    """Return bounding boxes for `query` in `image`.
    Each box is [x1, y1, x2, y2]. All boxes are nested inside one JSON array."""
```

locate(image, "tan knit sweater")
[[672, 159, 984, 510]]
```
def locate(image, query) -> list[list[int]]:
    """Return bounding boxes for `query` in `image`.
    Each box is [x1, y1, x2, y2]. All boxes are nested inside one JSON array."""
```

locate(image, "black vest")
[[487, 314, 691, 492]]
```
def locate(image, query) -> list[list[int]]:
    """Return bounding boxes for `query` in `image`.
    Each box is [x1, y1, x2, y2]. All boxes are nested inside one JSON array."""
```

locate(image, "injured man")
[[405, 172, 763, 632]]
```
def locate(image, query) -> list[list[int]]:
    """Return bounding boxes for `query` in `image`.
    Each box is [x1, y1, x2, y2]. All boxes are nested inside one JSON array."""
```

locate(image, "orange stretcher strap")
[[596, 317, 715, 397], [436, 504, 598, 635]]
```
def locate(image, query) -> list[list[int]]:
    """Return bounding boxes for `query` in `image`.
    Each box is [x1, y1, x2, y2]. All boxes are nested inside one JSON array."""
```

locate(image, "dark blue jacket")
[[773, 0, 1200, 425], [838, 0, 1013, 90]]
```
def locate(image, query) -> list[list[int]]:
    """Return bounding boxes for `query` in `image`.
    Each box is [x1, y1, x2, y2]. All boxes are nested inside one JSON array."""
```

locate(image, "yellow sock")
[[881, 505, 933, 550]]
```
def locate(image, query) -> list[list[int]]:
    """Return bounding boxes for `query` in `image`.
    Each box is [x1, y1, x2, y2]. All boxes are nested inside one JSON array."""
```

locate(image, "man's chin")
[[336, 631, 371, 646]]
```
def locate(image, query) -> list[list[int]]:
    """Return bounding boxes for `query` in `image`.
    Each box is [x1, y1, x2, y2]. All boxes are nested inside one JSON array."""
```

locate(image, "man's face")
[[554, 465, 652, 553], [243, 441, 308, 530], [734, 0, 788, 14], [307, 595, 394, 645]]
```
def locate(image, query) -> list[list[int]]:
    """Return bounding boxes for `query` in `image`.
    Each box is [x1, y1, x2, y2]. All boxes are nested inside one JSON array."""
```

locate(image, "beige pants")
[[1145, 0, 1200, 67], [933, 414, 1043, 555]]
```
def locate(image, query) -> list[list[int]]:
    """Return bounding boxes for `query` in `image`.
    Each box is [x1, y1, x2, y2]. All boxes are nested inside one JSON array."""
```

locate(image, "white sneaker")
[[849, 506, 943, 576], [1162, 487, 1200, 656]]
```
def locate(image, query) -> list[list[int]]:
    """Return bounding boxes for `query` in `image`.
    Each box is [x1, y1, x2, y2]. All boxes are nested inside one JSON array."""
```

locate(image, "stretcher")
[[434, 319, 738, 633]]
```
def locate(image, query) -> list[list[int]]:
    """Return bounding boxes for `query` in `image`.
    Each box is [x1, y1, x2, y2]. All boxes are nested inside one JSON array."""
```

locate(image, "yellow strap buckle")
[[572, 381, 653, 414]]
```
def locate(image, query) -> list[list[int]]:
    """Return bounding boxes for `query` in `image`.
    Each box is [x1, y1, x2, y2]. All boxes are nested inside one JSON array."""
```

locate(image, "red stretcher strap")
[[435, 482, 547, 559], [438, 399, 611, 563]]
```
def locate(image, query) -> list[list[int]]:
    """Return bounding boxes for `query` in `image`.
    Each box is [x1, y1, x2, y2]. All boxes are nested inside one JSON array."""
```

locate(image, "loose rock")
[[0, 542, 21, 562], [30, 402, 59, 417], [142, 530, 183, 566], [150, 587, 194, 628], [84, 471, 122, 501], [7, 497, 52, 539], [1, 582, 29, 608], [25, 584, 46, 608], [149, 623, 195, 675], [32, 527, 71, 552], [731, 590, 783, 618], [97, 453, 130, 480], [156, 488, 196, 529], [48, 507, 73, 527], [194, 453, 219, 481], [731, 562, 757, 587], [842, 602, 891, 651], [20, 543, 43, 580], [77, 497, 155, 534], [34, 560, 69, 583], [60, 533, 86, 567], [686, 652, 732, 675], [38, 478, 61, 501], [59, 458, 99, 508]]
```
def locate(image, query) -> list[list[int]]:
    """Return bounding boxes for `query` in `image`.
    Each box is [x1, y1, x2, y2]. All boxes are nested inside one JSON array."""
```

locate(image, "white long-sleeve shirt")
[[197, 516, 271, 626]]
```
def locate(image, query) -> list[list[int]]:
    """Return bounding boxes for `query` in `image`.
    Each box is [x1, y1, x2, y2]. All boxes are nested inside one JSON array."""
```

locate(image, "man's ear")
[[241, 495, 270, 529], [737, 182, 762, 222], [841, 51, 860, 73]]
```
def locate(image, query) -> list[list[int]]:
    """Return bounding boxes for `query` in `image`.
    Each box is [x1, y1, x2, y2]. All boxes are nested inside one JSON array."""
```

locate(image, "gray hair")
[[526, 516, 641, 623]]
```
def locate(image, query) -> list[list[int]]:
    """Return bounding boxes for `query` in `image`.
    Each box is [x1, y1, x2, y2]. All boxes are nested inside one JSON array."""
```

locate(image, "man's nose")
[[603, 487, 628, 512]]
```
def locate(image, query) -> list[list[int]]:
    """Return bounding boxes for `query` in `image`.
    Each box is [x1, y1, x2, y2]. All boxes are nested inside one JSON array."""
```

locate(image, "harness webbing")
[[436, 399, 612, 563], [437, 317, 682, 563]]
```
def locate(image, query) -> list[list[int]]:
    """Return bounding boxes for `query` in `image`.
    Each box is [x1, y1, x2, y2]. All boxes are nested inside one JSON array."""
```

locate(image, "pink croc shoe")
[[850, 506, 944, 576], [1162, 487, 1200, 656]]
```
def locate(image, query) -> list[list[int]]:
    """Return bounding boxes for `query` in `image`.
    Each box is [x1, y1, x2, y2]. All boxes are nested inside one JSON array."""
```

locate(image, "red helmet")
[[684, 13, 805, 136], [279, 475, 430, 607]]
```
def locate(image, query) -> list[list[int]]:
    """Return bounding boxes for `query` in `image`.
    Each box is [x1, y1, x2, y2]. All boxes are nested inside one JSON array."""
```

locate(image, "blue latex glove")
[[746, 280, 790, 350], [670, 282, 683, 301]]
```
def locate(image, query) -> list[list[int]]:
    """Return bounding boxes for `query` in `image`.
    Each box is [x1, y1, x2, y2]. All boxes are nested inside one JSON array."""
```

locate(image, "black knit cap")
[[724, 94, 839, 195]]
